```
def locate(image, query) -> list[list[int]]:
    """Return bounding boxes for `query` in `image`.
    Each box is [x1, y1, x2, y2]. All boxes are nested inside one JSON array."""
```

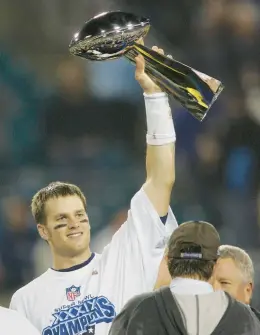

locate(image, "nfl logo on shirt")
[[66, 285, 81, 301]]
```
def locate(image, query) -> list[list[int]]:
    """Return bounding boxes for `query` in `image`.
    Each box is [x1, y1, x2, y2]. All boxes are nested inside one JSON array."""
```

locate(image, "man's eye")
[[57, 216, 66, 221]]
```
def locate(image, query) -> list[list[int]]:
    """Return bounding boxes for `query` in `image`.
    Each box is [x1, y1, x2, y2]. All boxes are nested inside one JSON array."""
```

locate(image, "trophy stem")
[[125, 43, 224, 121]]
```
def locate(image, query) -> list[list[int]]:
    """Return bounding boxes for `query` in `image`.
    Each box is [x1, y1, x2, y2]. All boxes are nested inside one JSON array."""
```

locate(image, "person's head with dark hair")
[[166, 220, 220, 282]]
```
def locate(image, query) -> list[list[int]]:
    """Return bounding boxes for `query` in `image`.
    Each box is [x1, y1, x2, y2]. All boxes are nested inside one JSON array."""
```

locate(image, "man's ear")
[[37, 224, 50, 241], [244, 282, 253, 305]]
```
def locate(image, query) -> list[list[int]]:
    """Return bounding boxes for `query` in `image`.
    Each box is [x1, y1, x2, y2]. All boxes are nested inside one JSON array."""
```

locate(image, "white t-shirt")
[[0, 306, 40, 335], [10, 188, 178, 335]]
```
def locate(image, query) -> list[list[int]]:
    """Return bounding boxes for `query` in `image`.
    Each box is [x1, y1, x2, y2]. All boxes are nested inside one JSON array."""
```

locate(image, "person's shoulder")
[[130, 291, 155, 304], [122, 291, 156, 314], [11, 270, 51, 301], [0, 305, 17, 317], [110, 292, 160, 335], [0, 305, 26, 321], [231, 298, 260, 323], [235, 300, 255, 313], [250, 306, 260, 321], [0, 306, 40, 334]]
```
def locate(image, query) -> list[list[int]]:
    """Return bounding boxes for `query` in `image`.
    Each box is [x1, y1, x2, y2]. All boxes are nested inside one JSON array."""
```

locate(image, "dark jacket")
[[251, 306, 260, 321], [109, 287, 260, 335]]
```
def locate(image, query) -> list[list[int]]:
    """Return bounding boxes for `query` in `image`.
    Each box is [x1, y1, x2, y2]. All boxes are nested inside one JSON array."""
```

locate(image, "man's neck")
[[170, 277, 214, 295], [175, 275, 209, 283], [52, 248, 92, 270]]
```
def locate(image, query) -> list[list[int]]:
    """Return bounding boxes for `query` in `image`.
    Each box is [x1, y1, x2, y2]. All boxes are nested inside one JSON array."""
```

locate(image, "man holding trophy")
[[10, 41, 178, 335], [9, 11, 224, 335]]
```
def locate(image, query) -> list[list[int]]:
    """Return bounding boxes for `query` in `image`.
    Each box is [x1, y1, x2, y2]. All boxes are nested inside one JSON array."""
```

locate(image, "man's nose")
[[67, 218, 80, 229]]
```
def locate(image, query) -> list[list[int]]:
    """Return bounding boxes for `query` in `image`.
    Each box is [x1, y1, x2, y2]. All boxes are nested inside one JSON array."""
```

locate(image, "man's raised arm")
[[135, 45, 175, 216]]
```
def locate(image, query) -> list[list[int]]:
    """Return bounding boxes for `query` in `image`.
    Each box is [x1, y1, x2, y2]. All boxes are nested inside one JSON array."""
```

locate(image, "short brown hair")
[[31, 181, 87, 224], [167, 245, 215, 281]]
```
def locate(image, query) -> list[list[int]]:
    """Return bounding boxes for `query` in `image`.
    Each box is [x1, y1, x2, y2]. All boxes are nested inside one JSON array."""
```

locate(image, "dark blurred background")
[[1, 0, 260, 308]]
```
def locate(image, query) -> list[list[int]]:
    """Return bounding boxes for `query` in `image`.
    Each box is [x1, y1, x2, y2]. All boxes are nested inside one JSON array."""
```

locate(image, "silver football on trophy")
[[69, 11, 150, 60]]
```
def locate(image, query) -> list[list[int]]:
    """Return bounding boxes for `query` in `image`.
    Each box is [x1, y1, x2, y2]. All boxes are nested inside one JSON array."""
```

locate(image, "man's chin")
[[65, 242, 90, 257]]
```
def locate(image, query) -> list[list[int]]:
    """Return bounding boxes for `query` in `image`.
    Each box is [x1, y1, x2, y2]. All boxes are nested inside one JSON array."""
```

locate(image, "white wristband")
[[144, 92, 176, 145]]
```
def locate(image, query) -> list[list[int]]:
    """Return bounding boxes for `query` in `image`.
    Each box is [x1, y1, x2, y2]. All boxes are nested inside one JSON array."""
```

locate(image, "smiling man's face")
[[213, 257, 253, 304], [37, 195, 91, 258]]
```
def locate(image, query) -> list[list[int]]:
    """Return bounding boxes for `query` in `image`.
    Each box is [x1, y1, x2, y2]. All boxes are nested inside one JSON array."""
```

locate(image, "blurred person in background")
[[32, 238, 52, 278], [42, 58, 106, 165], [184, 91, 260, 247], [10, 44, 178, 335], [192, 131, 223, 229], [214, 244, 260, 320], [42, 58, 139, 166], [0, 196, 37, 291], [0, 54, 42, 168], [217, 93, 260, 247], [193, 0, 260, 89], [170, 0, 260, 251]]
